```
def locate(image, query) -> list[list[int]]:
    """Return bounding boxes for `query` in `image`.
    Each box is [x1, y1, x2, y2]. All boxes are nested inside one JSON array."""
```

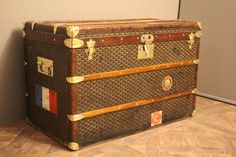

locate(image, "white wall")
[[0, 0, 179, 124]]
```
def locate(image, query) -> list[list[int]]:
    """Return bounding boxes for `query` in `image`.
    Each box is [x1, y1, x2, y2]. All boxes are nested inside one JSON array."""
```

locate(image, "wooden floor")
[[0, 96, 236, 157]]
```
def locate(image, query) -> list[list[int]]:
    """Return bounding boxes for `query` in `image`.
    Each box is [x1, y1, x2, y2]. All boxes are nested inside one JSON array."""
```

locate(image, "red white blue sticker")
[[35, 84, 57, 115], [151, 110, 162, 127]]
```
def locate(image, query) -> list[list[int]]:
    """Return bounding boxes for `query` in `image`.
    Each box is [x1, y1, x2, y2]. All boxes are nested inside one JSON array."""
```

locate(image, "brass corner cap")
[[192, 89, 198, 94], [67, 114, 84, 121], [67, 142, 79, 151], [66, 25, 80, 38], [193, 59, 200, 64], [31, 21, 37, 30], [195, 31, 203, 38], [191, 110, 196, 117], [197, 21, 203, 30], [66, 76, 84, 84]]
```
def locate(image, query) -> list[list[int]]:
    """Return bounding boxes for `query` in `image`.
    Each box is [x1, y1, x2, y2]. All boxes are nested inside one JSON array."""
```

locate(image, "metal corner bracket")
[[31, 21, 37, 30], [193, 59, 200, 64], [192, 88, 198, 94], [67, 114, 84, 121], [66, 76, 85, 84], [191, 110, 196, 117], [66, 25, 80, 38], [197, 21, 203, 30], [67, 142, 79, 151]]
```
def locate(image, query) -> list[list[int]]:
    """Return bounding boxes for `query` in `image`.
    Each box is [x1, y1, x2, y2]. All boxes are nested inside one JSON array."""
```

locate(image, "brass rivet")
[[101, 39, 104, 42], [169, 35, 171, 37], [120, 38, 123, 40], [137, 37, 139, 39]]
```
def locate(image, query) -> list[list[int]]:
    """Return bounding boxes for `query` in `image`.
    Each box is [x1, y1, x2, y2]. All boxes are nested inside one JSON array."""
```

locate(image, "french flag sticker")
[[35, 84, 57, 115]]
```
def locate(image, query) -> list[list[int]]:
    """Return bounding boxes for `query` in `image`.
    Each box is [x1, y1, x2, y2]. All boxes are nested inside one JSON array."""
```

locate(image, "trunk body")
[[24, 18, 201, 150]]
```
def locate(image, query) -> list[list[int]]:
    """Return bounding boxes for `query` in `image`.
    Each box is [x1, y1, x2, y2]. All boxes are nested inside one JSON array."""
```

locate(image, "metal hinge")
[[138, 34, 154, 59], [188, 31, 203, 49]]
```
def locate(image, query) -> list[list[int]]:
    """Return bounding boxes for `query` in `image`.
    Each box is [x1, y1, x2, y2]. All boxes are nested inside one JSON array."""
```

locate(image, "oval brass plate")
[[162, 75, 173, 91], [64, 38, 84, 48]]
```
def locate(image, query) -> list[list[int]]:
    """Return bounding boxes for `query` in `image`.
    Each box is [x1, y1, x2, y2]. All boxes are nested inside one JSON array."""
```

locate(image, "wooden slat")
[[67, 60, 198, 84], [67, 88, 195, 121]]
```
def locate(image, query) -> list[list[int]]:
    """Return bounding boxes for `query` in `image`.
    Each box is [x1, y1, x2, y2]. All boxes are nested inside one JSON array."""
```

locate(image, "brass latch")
[[138, 34, 154, 59], [188, 31, 203, 49], [85, 39, 96, 60]]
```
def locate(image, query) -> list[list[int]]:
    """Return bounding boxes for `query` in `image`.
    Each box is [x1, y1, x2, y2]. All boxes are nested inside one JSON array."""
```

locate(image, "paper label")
[[151, 110, 162, 127]]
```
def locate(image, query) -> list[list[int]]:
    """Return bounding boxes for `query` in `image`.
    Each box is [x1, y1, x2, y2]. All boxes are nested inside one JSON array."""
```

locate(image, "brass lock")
[[138, 34, 154, 59], [85, 39, 96, 60], [162, 75, 173, 91]]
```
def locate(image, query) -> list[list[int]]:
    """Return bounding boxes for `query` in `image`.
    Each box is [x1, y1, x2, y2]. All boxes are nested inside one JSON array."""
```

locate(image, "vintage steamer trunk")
[[24, 19, 202, 150]]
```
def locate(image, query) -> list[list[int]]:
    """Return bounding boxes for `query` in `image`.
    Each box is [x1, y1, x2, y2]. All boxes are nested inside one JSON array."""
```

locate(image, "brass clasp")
[[85, 39, 96, 60], [188, 31, 203, 49], [138, 34, 154, 59]]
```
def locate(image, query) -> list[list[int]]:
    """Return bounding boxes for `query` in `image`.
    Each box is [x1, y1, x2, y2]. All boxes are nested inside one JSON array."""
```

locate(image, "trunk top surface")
[[24, 18, 199, 35]]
